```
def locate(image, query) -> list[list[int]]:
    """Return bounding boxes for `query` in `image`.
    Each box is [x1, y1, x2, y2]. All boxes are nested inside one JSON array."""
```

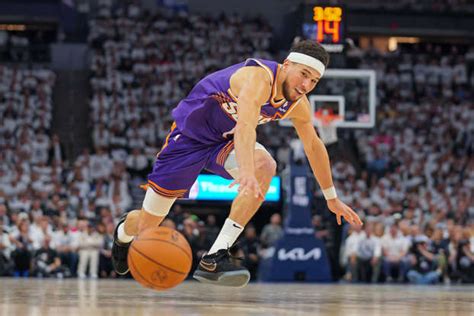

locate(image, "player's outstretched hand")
[[327, 198, 363, 226], [229, 171, 264, 200]]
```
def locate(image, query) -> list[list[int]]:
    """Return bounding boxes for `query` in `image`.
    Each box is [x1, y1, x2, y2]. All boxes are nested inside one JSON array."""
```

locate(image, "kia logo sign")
[[278, 248, 322, 261]]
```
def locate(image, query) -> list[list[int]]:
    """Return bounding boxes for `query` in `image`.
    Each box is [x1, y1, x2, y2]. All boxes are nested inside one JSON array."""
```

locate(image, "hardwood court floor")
[[0, 278, 473, 316]]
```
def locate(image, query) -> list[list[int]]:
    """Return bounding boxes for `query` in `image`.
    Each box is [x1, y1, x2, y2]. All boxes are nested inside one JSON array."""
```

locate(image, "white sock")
[[208, 218, 244, 255], [117, 223, 134, 243]]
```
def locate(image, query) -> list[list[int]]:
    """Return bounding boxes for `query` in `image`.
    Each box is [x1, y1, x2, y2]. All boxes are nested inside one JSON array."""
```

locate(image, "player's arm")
[[229, 67, 272, 197], [287, 97, 362, 226], [288, 96, 334, 192]]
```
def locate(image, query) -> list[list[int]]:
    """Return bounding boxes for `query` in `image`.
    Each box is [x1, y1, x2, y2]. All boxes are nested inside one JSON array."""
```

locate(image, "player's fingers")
[[344, 209, 355, 224], [249, 183, 257, 198], [256, 187, 264, 200], [343, 213, 353, 225], [353, 213, 363, 226], [236, 184, 245, 194], [254, 184, 262, 198], [336, 214, 342, 225], [341, 206, 355, 224], [349, 214, 358, 226], [346, 206, 363, 225], [238, 180, 250, 192], [238, 187, 248, 196], [350, 216, 358, 226], [229, 180, 238, 188]]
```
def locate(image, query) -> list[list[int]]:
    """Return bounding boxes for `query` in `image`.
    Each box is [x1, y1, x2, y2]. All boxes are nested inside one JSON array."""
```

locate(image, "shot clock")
[[302, 4, 346, 53]]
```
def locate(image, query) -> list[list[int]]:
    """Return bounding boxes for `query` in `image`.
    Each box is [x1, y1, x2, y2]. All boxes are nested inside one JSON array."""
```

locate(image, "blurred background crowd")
[[0, 0, 472, 284]]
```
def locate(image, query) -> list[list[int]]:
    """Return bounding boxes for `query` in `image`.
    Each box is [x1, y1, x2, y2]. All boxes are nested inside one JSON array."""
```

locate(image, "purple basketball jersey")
[[171, 58, 302, 144], [148, 59, 303, 198]]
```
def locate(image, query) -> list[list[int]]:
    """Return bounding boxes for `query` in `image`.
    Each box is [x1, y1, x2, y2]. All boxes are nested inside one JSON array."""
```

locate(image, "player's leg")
[[112, 126, 208, 275], [119, 192, 175, 238], [111, 192, 176, 275], [228, 149, 275, 220], [194, 143, 276, 286], [209, 148, 276, 253]]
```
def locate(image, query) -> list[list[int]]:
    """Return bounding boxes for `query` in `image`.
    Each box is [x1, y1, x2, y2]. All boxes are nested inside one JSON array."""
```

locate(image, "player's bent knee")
[[142, 187, 176, 217], [255, 151, 277, 177], [126, 210, 140, 223], [124, 210, 141, 236], [126, 209, 141, 219]]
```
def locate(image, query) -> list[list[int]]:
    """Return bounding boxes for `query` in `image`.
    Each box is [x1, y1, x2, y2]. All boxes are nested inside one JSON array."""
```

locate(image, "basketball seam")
[[131, 244, 188, 275], [135, 238, 193, 262], [129, 252, 167, 290], [129, 255, 154, 288]]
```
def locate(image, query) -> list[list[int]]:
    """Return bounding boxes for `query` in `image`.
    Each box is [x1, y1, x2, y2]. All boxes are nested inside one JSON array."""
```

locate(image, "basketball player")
[[112, 40, 363, 287]]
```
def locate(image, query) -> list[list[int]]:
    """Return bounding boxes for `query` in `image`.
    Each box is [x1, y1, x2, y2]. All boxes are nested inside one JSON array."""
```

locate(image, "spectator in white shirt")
[[89, 147, 113, 180], [30, 216, 52, 250], [52, 223, 79, 276], [355, 222, 382, 283], [77, 220, 102, 279], [342, 224, 364, 282], [381, 224, 409, 282]]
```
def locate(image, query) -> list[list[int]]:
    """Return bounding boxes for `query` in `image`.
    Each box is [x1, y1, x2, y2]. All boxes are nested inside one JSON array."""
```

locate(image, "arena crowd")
[[0, 1, 472, 283]]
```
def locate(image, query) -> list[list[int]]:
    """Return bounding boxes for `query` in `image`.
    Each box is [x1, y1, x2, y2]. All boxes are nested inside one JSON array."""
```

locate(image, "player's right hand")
[[229, 171, 264, 200], [327, 198, 363, 226]]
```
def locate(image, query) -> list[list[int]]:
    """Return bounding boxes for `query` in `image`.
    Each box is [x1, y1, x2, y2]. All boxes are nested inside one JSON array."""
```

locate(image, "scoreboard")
[[302, 4, 346, 53]]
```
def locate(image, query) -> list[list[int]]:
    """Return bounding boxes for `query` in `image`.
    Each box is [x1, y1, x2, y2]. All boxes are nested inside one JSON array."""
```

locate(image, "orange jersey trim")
[[156, 121, 177, 158], [279, 98, 302, 120], [147, 180, 188, 198], [269, 65, 287, 108], [227, 88, 238, 102], [229, 63, 286, 109], [248, 58, 274, 84], [216, 141, 235, 166]]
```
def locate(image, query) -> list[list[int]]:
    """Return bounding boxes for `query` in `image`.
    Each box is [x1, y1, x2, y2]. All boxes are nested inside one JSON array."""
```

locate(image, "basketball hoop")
[[314, 109, 342, 145], [315, 109, 340, 125]]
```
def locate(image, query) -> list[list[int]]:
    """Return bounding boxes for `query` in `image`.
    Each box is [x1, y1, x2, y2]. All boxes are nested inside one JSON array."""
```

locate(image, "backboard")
[[280, 69, 376, 129]]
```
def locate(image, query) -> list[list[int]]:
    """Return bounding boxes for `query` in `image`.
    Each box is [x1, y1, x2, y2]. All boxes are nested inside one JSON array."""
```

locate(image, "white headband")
[[287, 52, 325, 77]]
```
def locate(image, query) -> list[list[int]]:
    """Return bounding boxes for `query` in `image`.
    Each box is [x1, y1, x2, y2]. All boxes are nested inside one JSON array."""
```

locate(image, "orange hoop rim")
[[315, 110, 343, 126]]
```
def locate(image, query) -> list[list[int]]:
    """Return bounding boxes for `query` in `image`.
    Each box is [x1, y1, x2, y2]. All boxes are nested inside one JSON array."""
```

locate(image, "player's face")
[[282, 62, 321, 101]]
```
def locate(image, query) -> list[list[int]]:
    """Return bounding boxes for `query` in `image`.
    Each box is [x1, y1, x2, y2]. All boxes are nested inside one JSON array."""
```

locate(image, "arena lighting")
[[388, 36, 420, 51], [0, 24, 27, 31]]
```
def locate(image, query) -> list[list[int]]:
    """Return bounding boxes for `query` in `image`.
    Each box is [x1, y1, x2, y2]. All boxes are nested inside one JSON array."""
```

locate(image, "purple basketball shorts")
[[147, 124, 234, 198]]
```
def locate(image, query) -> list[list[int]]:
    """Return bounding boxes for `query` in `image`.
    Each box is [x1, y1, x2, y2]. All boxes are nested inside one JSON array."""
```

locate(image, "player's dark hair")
[[290, 40, 330, 67]]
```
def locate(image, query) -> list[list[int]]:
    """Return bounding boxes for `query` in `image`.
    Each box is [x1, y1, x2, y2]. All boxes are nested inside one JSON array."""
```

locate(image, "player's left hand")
[[229, 171, 265, 200], [327, 198, 363, 226]]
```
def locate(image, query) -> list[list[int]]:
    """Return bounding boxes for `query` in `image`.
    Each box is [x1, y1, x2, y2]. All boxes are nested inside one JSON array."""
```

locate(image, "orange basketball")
[[128, 227, 192, 290]]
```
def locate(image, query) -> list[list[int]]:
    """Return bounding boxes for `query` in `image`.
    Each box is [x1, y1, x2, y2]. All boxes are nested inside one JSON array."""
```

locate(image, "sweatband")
[[142, 187, 176, 216], [287, 52, 326, 76], [322, 186, 337, 200]]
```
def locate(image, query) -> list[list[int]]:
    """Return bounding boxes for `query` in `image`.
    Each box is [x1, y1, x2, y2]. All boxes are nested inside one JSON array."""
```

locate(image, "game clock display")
[[302, 5, 345, 53]]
